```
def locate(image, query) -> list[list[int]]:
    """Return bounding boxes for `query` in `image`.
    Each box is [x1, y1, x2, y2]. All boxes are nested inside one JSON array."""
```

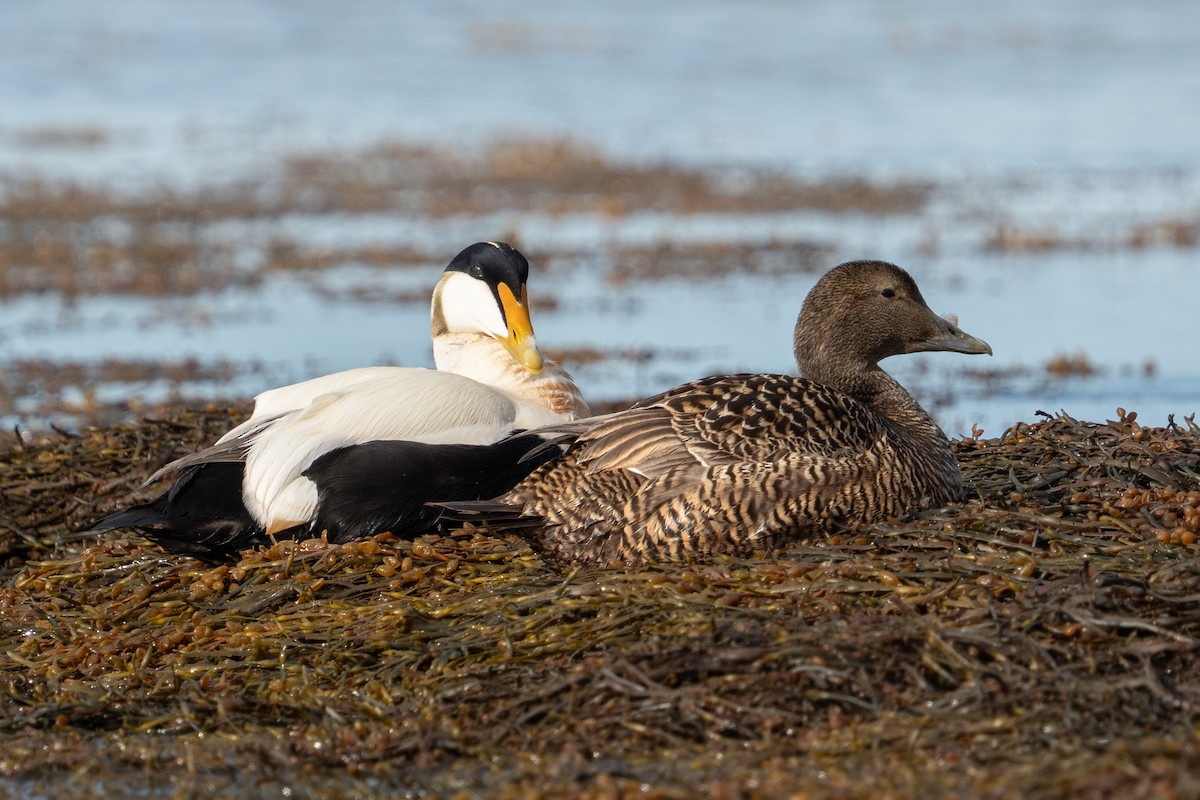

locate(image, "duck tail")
[[85, 505, 171, 534], [80, 463, 270, 561]]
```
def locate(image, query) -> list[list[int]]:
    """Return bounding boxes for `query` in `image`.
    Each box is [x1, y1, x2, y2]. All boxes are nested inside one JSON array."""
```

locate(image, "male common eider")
[[90, 242, 588, 558], [438, 260, 991, 565]]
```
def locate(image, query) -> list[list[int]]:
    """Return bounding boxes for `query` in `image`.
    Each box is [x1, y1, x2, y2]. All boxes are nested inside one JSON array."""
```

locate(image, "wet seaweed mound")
[[1, 409, 1198, 797]]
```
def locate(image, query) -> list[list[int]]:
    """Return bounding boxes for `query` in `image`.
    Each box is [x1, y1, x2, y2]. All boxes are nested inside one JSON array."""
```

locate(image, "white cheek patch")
[[439, 272, 508, 338]]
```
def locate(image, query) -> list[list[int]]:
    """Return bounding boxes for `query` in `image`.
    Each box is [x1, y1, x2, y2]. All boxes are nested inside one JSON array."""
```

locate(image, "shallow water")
[[1, 231, 1193, 438], [0, 1, 1197, 437]]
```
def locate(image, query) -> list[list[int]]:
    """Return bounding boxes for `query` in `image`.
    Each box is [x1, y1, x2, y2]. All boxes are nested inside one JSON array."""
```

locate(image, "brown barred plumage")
[[442, 260, 991, 566]]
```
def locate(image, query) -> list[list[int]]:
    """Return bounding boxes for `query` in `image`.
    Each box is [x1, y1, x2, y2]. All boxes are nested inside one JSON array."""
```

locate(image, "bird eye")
[[470, 264, 484, 278], [881, 288, 896, 298]]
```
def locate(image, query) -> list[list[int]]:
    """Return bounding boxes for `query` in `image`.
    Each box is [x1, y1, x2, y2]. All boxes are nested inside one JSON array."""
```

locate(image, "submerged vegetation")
[[0, 138, 928, 299], [1, 408, 1198, 797]]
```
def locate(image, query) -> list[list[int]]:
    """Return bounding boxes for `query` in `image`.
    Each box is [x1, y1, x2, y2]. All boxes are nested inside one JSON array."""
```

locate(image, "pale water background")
[[1, 0, 1198, 436]]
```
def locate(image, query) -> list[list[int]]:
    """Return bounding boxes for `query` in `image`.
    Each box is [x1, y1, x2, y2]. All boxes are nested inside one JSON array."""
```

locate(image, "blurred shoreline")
[[1, 135, 1197, 441], [4, 0, 1199, 439]]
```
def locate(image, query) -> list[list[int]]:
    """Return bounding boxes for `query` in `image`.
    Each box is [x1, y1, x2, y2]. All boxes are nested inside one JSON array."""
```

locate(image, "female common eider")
[[91, 242, 588, 558], [439, 260, 991, 566]]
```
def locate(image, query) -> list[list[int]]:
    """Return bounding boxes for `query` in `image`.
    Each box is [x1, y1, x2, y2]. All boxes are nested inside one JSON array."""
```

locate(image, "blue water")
[[3, 0, 1198, 177], [0, 1, 1197, 436]]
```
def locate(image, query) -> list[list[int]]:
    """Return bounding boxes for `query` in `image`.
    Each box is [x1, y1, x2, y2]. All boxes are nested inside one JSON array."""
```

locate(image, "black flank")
[[303, 433, 560, 542]]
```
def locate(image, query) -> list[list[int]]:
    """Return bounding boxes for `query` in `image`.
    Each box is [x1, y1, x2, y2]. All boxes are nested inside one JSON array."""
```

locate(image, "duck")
[[436, 259, 991, 566], [90, 242, 589, 559]]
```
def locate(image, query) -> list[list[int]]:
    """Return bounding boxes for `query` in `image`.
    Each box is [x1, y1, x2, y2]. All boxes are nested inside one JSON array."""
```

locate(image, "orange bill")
[[497, 283, 545, 373]]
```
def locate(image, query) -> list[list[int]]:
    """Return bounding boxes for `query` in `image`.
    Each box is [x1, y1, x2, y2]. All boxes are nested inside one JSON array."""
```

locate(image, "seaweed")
[[1, 409, 1198, 798]]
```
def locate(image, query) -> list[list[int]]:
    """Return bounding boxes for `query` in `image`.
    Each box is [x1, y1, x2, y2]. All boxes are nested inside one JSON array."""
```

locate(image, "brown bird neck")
[[804, 361, 946, 443]]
